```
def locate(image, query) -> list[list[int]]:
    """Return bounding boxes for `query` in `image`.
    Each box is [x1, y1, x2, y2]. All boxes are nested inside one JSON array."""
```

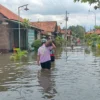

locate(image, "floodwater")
[[0, 46, 100, 100]]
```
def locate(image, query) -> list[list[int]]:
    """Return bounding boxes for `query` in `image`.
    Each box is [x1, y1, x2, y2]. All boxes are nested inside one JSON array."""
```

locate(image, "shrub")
[[31, 39, 41, 50], [85, 48, 90, 54], [54, 36, 64, 46], [10, 48, 28, 61], [97, 44, 100, 49]]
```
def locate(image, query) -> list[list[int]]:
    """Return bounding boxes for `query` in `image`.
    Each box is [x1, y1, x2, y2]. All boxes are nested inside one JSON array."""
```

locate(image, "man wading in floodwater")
[[37, 39, 56, 70]]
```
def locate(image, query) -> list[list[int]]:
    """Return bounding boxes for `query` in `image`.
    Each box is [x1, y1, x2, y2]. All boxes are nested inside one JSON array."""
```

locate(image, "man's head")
[[41, 38, 47, 44], [45, 40, 52, 47]]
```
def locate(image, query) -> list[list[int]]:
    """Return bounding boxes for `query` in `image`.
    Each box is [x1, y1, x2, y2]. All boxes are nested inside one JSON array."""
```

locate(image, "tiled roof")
[[61, 29, 66, 34], [86, 30, 94, 34], [61, 29, 72, 35], [95, 29, 100, 35], [87, 29, 100, 35], [57, 26, 61, 33], [31, 21, 57, 32], [0, 4, 23, 21]]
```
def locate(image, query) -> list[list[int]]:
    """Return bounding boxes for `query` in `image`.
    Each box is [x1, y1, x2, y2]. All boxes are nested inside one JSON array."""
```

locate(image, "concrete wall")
[[37, 31, 41, 39], [28, 29, 35, 50], [0, 14, 10, 52], [0, 13, 27, 52]]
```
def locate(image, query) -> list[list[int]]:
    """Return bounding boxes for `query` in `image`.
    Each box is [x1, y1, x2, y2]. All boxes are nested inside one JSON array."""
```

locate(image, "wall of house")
[[0, 14, 28, 52], [0, 13, 41, 52], [9, 28, 14, 51], [37, 31, 41, 39], [8, 21, 27, 51], [20, 29, 27, 50], [55, 23, 58, 32], [0, 14, 10, 53], [28, 29, 35, 50]]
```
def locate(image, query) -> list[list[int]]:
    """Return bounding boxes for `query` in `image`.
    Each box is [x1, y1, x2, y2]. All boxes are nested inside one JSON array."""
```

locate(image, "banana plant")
[[10, 48, 28, 61]]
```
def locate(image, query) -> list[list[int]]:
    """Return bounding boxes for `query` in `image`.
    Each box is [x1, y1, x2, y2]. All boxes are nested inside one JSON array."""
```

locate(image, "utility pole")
[[65, 11, 69, 60], [83, 26, 85, 47], [88, 10, 96, 33], [66, 11, 68, 41]]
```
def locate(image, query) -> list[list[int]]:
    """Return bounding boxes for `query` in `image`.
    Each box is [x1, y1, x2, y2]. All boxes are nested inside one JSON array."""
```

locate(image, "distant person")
[[77, 38, 80, 45], [71, 41, 74, 50], [50, 49, 55, 62], [50, 41, 56, 62], [48, 36, 56, 62], [37, 39, 56, 70]]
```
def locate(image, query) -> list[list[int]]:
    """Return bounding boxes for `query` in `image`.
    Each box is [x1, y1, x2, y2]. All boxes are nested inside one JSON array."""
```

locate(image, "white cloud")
[[30, 0, 43, 6], [0, 0, 99, 31]]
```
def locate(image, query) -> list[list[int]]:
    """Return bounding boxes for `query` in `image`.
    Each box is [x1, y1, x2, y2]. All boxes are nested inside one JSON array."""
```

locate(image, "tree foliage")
[[22, 18, 30, 29], [10, 48, 28, 61], [68, 25, 85, 39], [74, 0, 100, 9], [55, 36, 64, 46], [85, 33, 100, 47], [31, 39, 41, 50], [94, 25, 100, 29]]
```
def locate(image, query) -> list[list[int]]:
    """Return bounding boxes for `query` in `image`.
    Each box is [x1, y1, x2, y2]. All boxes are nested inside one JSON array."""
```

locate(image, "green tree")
[[68, 25, 85, 40], [94, 25, 100, 29], [74, 0, 100, 9], [22, 18, 30, 28], [31, 39, 41, 50]]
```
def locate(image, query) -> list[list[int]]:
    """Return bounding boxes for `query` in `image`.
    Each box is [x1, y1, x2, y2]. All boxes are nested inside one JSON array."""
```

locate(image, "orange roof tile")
[[61, 29, 66, 34], [86, 30, 94, 34], [31, 21, 57, 32], [95, 29, 100, 35], [0, 4, 23, 21], [86, 29, 100, 35], [61, 29, 72, 35], [57, 26, 61, 33]]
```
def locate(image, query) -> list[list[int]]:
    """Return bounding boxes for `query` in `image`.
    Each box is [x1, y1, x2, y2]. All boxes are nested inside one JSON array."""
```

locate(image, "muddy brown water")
[[0, 46, 100, 100]]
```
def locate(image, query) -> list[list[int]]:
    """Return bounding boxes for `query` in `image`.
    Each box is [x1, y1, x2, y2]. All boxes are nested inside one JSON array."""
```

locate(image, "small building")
[[57, 25, 62, 36], [61, 29, 72, 40], [86, 29, 100, 35], [31, 21, 58, 38]]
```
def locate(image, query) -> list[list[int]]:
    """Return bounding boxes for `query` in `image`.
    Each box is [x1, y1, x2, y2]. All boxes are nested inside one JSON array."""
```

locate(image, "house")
[[57, 25, 61, 36], [86, 29, 100, 35], [61, 29, 66, 39], [0, 4, 41, 52], [61, 29, 72, 41], [31, 21, 58, 38]]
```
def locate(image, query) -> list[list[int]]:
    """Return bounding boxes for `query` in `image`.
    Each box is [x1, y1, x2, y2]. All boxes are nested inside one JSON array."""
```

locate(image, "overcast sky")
[[0, 0, 100, 31]]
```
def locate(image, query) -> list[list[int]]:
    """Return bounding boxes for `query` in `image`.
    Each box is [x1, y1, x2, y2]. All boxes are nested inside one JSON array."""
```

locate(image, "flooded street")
[[0, 46, 100, 100]]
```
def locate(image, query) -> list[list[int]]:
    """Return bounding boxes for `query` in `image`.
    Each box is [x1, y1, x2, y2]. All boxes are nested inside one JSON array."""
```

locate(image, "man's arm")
[[52, 42, 56, 49]]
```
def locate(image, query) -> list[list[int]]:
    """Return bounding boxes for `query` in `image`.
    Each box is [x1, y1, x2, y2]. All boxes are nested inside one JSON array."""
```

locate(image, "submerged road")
[[0, 46, 100, 100]]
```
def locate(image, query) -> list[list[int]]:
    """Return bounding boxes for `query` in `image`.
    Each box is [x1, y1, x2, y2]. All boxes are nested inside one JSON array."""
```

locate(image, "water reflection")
[[0, 64, 26, 92], [55, 47, 63, 59], [84, 46, 90, 54], [1, 46, 100, 100], [84, 46, 100, 57], [38, 70, 57, 99], [95, 49, 100, 57]]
